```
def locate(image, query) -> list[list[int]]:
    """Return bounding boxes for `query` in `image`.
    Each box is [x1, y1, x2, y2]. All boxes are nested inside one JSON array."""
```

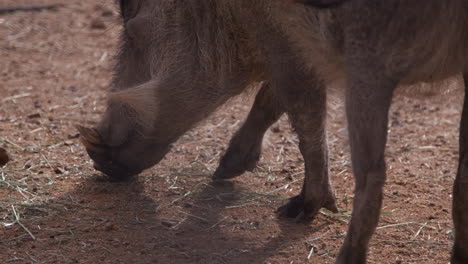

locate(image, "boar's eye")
[[119, 0, 142, 20], [125, 15, 148, 43]]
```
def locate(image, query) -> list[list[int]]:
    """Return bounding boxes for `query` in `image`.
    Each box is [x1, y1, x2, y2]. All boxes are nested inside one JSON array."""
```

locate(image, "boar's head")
[[79, 0, 256, 180], [77, 85, 171, 181], [78, 0, 173, 180]]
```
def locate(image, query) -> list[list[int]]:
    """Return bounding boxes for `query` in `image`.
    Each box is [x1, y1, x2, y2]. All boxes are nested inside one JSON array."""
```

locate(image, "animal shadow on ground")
[[175, 179, 328, 264], [3, 168, 329, 263], [3, 174, 159, 263]]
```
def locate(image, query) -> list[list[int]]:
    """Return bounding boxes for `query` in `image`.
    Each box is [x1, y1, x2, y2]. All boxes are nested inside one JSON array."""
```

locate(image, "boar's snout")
[[92, 160, 139, 181], [77, 124, 140, 181], [77, 124, 171, 181]]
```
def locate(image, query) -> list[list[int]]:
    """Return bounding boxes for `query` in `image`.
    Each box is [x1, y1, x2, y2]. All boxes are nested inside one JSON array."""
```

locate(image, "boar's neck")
[[151, 75, 247, 145]]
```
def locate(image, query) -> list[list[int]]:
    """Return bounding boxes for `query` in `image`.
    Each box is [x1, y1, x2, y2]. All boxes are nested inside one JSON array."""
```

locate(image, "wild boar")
[[78, 1, 468, 263]]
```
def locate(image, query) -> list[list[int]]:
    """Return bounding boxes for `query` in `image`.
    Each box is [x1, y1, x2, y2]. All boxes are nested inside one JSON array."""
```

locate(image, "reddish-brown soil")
[[0, 1, 463, 263]]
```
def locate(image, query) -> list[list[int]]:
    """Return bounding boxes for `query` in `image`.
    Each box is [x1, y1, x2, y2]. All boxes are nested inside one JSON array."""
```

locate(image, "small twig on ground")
[[170, 191, 192, 205], [377, 221, 417, 230], [81, 219, 109, 232], [40, 152, 54, 170], [331, 232, 347, 239], [6, 257, 25, 262], [15, 185, 33, 201], [264, 178, 302, 194], [25, 252, 38, 263], [307, 230, 331, 243], [206, 216, 227, 230], [172, 217, 187, 230], [373, 239, 450, 246], [319, 210, 349, 224], [412, 222, 428, 240], [0, 4, 62, 14], [3, 138, 25, 151], [11, 205, 36, 240], [225, 202, 258, 209], [307, 244, 318, 259], [177, 210, 209, 223], [1, 93, 32, 104]]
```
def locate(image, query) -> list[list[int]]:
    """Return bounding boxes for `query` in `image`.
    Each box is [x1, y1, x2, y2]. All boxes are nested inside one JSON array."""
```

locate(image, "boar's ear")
[[76, 125, 107, 153]]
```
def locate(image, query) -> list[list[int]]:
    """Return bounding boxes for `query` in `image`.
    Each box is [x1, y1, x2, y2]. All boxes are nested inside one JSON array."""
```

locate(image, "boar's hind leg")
[[336, 68, 397, 263], [268, 64, 337, 221], [214, 83, 284, 179], [452, 73, 468, 264]]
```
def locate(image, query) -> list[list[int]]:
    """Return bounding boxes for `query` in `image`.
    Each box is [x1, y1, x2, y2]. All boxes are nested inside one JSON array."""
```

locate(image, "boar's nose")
[[93, 161, 139, 182]]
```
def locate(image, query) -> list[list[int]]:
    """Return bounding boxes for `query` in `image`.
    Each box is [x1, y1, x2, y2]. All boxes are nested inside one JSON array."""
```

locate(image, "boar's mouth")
[[77, 125, 140, 181], [85, 142, 142, 181], [91, 156, 139, 181]]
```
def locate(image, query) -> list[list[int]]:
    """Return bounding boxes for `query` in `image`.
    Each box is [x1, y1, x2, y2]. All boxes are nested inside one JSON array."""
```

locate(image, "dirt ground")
[[0, 1, 464, 263]]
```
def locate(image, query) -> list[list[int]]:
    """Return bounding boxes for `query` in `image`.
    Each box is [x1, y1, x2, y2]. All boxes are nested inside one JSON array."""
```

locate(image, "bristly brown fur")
[[81, 2, 468, 262], [110, 0, 468, 123]]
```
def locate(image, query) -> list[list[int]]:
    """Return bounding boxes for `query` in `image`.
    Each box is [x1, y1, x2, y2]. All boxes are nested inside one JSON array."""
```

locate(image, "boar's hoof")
[[213, 149, 260, 180], [213, 165, 246, 180], [277, 195, 316, 222], [277, 194, 338, 222]]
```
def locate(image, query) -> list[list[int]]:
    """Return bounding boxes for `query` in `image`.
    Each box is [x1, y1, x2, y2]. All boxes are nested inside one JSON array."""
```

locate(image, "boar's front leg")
[[276, 78, 338, 220], [214, 82, 284, 179], [336, 65, 398, 264], [452, 73, 468, 264], [266, 62, 338, 220]]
